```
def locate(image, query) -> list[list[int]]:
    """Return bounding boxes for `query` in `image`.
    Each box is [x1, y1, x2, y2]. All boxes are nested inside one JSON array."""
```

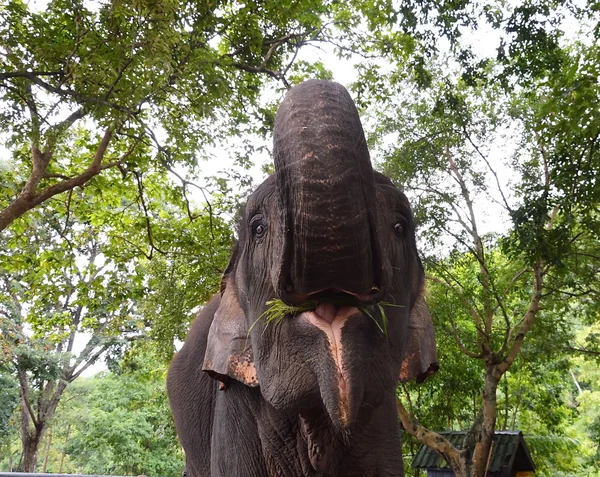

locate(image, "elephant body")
[[168, 294, 405, 477], [168, 80, 438, 477]]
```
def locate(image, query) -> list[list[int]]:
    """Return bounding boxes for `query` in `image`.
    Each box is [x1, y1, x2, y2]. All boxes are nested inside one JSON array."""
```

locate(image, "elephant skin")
[[167, 80, 438, 477]]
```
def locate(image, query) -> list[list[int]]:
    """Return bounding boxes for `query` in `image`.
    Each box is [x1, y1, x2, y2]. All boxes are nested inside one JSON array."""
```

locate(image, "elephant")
[[167, 79, 438, 477]]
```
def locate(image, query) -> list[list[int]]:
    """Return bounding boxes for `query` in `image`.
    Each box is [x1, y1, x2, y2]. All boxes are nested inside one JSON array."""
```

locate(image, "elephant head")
[[202, 80, 437, 451]]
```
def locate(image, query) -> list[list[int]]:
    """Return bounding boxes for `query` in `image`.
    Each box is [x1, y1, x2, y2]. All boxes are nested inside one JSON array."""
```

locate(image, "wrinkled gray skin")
[[167, 80, 437, 477]]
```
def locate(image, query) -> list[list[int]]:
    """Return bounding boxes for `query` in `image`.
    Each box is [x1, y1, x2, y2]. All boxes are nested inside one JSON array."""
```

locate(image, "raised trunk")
[[273, 80, 382, 301]]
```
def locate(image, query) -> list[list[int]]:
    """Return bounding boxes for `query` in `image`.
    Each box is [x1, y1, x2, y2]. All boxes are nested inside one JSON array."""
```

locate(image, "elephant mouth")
[[282, 287, 383, 307], [300, 304, 359, 426]]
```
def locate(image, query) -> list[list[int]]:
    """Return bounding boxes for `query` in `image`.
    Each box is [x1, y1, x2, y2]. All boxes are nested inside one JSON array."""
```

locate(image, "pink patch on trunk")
[[301, 306, 359, 425]]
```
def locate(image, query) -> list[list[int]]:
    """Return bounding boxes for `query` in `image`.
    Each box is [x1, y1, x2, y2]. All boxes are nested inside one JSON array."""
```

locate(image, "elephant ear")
[[399, 294, 439, 384], [202, 280, 259, 388]]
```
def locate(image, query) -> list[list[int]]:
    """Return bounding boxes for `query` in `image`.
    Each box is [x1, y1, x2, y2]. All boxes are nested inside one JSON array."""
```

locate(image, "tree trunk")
[[42, 428, 52, 472], [19, 376, 68, 472], [22, 427, 44, 472], [59, 424, 70, 473], [468, 368, 499, 477], [20, 386, 43, 472]]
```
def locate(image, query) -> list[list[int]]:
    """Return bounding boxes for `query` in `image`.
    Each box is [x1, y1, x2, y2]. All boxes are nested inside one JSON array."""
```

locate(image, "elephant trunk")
[[273, 80, 382, 303]]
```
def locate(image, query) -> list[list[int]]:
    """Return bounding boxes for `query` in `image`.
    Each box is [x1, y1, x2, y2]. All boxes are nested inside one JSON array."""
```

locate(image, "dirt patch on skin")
[[228, 352, 258, 386]]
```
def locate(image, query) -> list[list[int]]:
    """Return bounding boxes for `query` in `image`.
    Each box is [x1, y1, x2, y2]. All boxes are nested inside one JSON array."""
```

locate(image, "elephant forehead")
[[246, 175, 276, 209], [375, 184, 410, 212]]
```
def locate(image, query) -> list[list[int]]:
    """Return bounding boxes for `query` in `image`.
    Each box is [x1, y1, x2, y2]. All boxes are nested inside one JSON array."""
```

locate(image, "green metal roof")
[[412, 431, 535, 473]]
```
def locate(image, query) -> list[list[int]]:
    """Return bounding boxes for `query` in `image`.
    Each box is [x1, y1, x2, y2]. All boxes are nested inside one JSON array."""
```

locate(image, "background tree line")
[[0, 0, 598, 476]]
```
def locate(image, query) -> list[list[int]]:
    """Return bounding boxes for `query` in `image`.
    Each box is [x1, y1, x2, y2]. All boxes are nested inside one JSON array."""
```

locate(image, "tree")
[[0, 345, 184, 475], [0, 154, 232, 470], [48, 346, 183, 476], [351, 2, 600, 475], [0, 0, 343, 469], [0, 0, 337, 233], [399, 249, 589, 475]]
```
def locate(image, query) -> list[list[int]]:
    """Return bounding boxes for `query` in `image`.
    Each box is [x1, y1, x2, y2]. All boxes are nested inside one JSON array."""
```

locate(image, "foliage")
[[0, 139, 233, 469], [1, 345, 183, 476], [0, 0, 340, 232], [400, 250, 593, 475], [58, 348, 182, 476], [139, 213, 233, 361], [360, 2, 600, 476], [568, 324, 600, 471], [0, 312, 18, 443], [1, 1, 599, 475], [0, 367, 18, 440]]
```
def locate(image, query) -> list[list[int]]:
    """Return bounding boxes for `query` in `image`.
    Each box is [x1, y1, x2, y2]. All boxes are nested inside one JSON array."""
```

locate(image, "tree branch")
[[70, 346, 108, 381], [565, 346, 600, 357], [4, 71, 138, 116], [0, 71, 64, 80], [495, 263, 543, 376], [133, 170, 167, 257], [426, 272, 485, 332], [445, 147, 495, 344], [44, 107, 87, 151], [66, 306, 84, 354], [426, 275, 485, 359], [17, 369, 40, 428], [462, 124, 512, 212], [103, 57, 134, 100], [396, 397, 466, 472], [0, 129, 113, 232], [232, 62, 291, 88]]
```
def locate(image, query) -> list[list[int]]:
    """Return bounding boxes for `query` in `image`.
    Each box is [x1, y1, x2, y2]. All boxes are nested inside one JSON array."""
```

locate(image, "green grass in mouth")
[[249, 298, 403, 336]]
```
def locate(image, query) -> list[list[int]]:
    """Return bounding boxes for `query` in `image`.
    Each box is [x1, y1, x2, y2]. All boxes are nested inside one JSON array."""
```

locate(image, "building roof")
[[412, 431, 535, 473]]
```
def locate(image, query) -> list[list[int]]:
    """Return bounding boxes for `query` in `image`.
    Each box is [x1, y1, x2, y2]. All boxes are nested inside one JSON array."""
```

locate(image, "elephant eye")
[[250, 215, 267, 239], [394, 217, 408, 239]]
